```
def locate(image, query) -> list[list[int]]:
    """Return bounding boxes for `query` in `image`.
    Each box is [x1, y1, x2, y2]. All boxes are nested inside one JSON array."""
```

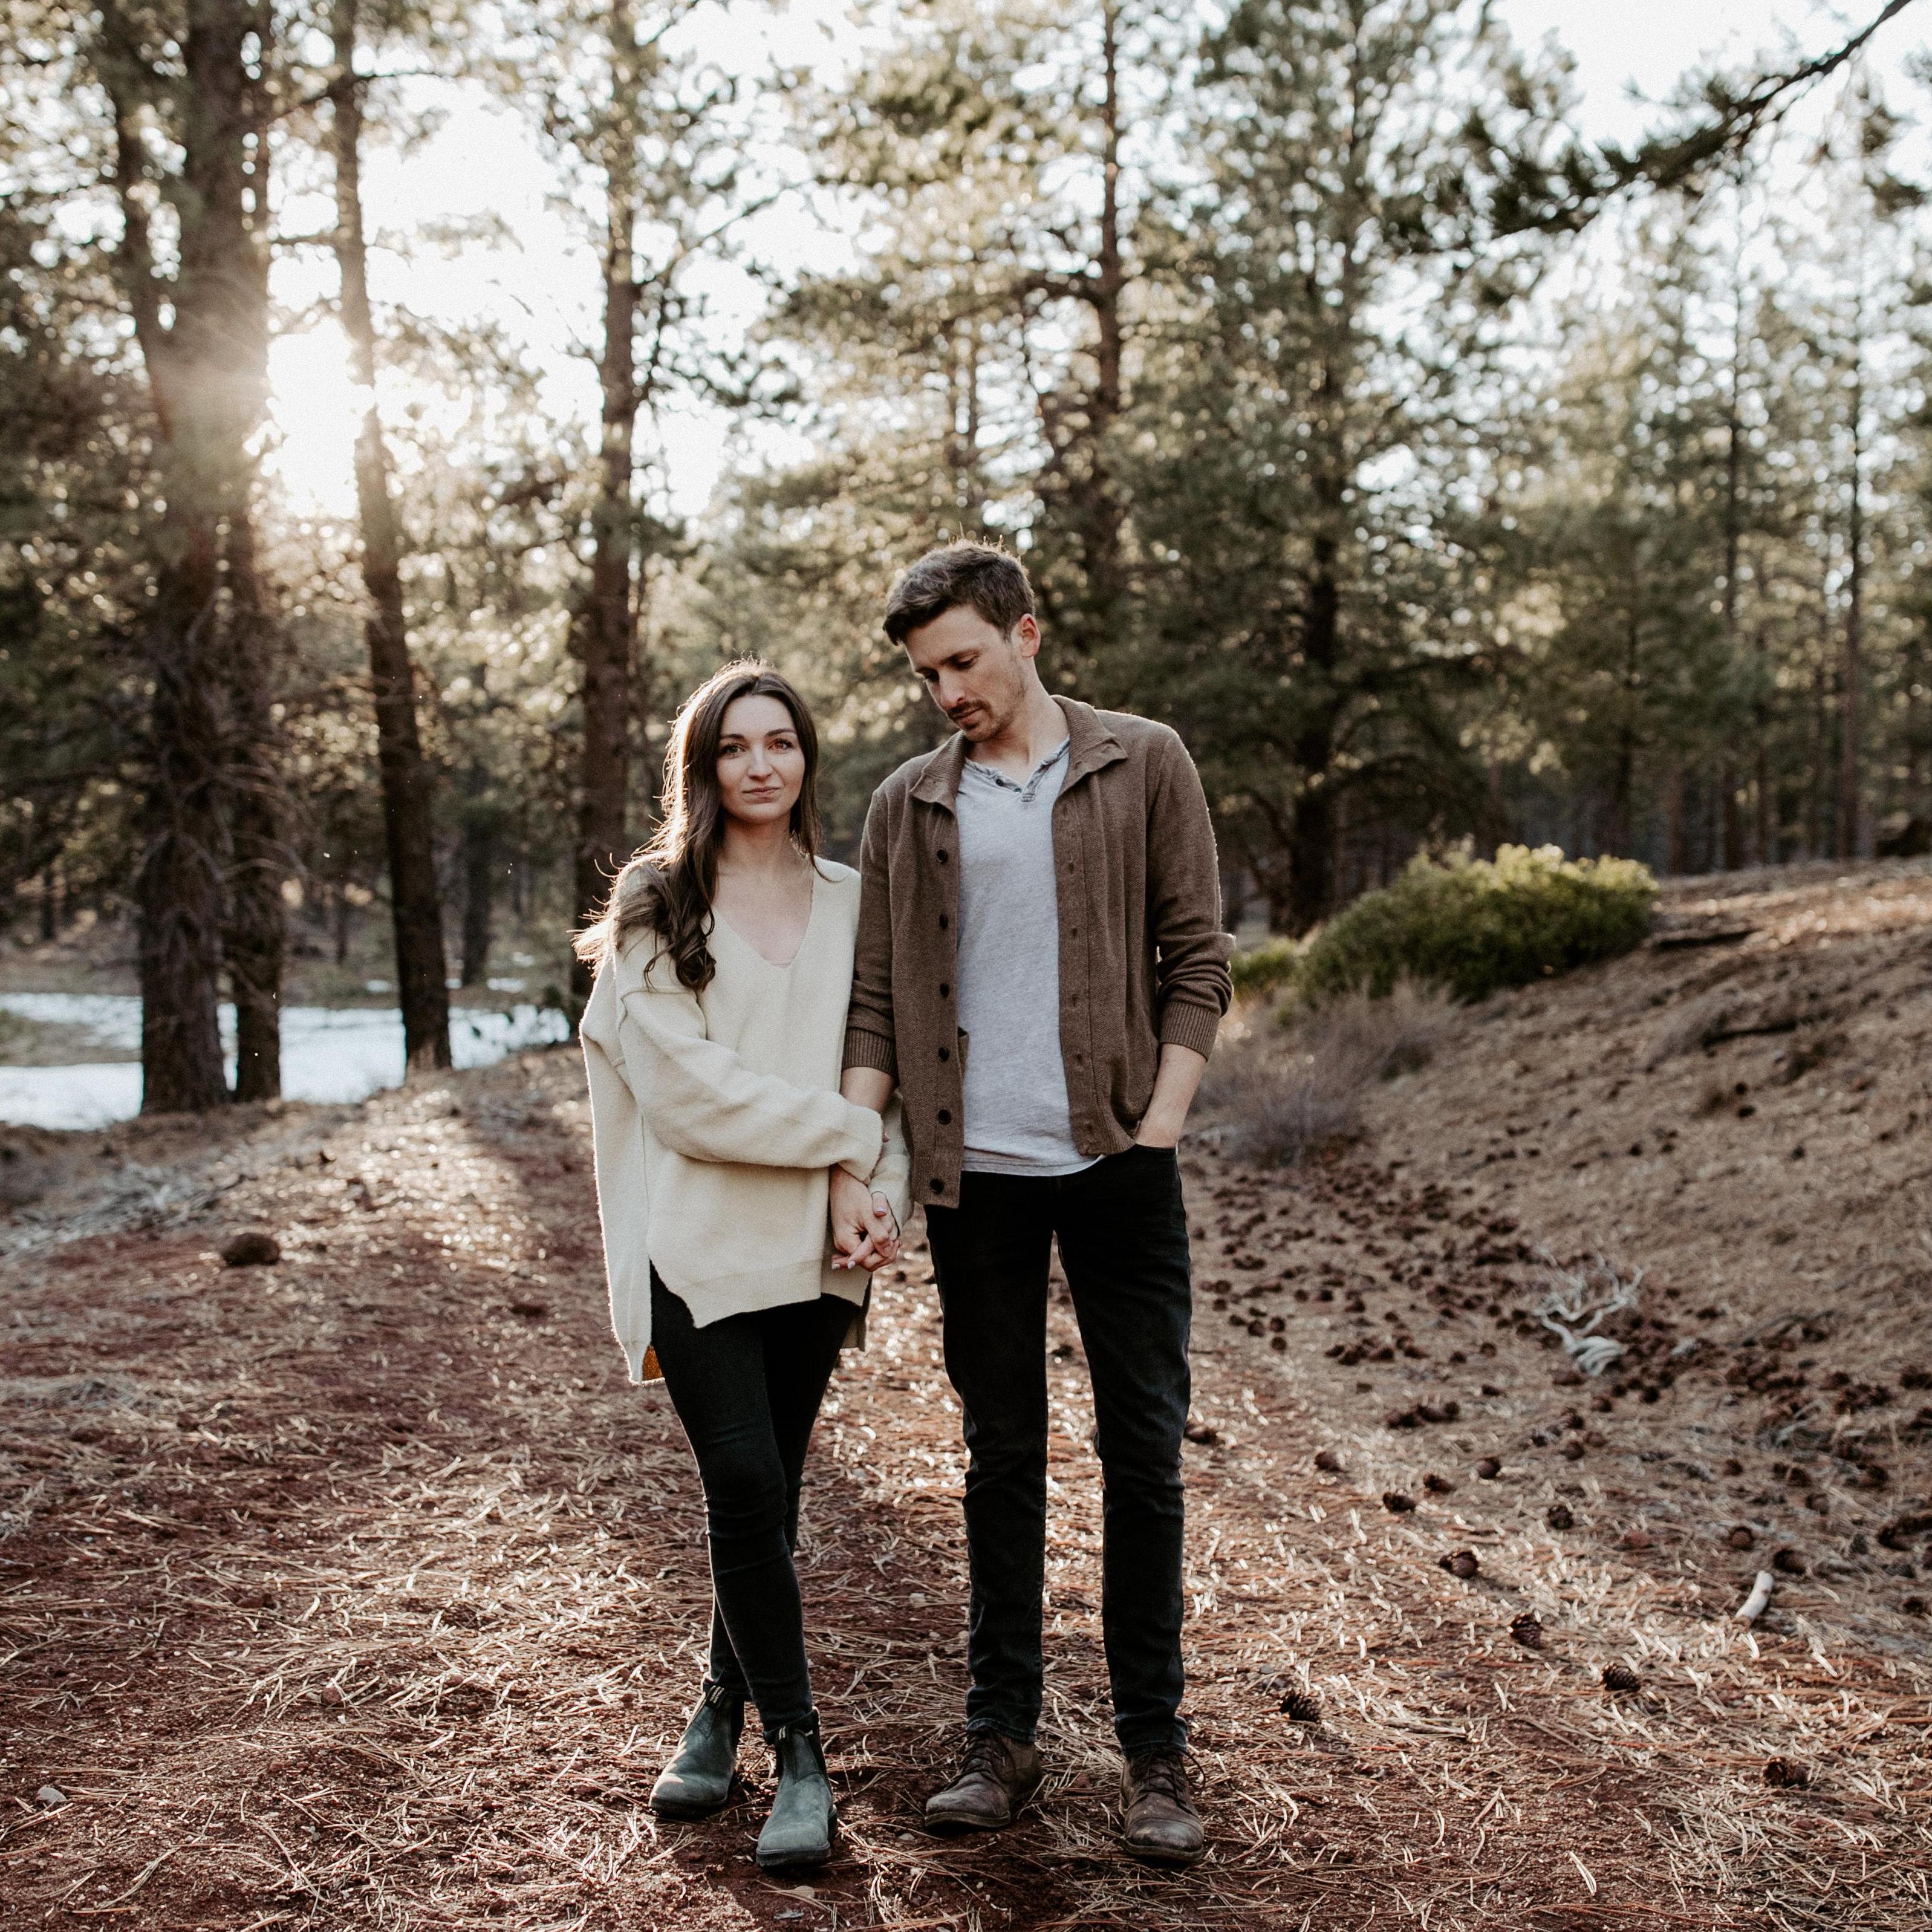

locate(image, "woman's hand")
[[829, 1168, 900, 1272]]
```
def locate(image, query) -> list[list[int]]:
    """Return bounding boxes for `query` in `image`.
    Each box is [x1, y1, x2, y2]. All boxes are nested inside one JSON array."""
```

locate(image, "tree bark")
[[570, 0, 644, 1016], [1286, 536, 1340, 934], [329, 0, 450, 1071], [1720, 265, 1746, 873], [1836, 355, 1864, 860], [461, 810, 495, 988], [102, 0, 273, 1113], [223, 511, 285, 1099]]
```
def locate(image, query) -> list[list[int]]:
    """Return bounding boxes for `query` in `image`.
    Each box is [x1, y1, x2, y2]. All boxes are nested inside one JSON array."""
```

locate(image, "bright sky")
[[266, 0, 1932, 521]]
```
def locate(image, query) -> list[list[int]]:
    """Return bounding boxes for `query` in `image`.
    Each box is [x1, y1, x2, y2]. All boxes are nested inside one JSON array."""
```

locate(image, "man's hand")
[[1133, 1042, 1208, 1148], [830, 1166, 900, 1272]]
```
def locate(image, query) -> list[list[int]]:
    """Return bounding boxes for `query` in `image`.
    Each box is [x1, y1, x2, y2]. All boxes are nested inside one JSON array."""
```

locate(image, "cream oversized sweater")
[[579, 859, 909, 1383]]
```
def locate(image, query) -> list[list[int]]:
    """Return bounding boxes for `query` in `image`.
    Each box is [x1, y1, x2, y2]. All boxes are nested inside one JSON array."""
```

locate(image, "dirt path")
[[2, 867, 1928, 1929]]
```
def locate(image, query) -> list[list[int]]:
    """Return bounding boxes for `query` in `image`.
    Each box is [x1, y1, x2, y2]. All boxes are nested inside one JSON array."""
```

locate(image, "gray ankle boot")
[[755, 1716, 835, 1871], [649, 1680, 744, 1818]]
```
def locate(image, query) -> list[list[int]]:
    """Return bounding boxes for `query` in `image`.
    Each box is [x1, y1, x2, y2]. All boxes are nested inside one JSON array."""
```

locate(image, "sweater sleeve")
[[1147, 728, 1234, 1058], [842, 787, 899, 1079], [578, 960, 656, 1383], [617, 946, 883, 1172]]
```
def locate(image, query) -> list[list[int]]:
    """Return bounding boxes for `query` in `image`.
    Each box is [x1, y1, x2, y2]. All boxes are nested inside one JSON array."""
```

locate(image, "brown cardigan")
[[843, 695, 1233, 1209]]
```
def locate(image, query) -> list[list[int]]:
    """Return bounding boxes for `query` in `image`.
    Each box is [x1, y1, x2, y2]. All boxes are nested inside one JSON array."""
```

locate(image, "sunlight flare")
[[266, 325, 364, 516]]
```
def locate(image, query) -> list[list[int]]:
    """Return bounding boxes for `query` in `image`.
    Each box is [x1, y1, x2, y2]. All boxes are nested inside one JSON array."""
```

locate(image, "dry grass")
[[1202, 980, 1456, 1167], [2, 861, 1930, 1930]]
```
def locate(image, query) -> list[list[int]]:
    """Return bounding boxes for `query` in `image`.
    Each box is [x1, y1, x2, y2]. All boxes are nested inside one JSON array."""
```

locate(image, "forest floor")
[[1, 859, 1928, 1931]]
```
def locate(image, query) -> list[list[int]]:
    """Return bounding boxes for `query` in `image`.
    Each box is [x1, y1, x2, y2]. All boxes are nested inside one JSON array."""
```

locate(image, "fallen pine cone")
[[1313, 1450, 1344, 1473], [1763, 1758, 1809, 1790], [1621, 1529, 1652, 1551], [1423, 1472, 1456, 1494], [1280, 1690, 1322, 1723], [1876, 1511, 1932, 1551], [1726, 1526, 1755, 1550], [1509, 1612, 1543, 1649], [1382, 1491, 1416, 1514], [1183, 1420, 1220, 1445], [1772, 1548, 1807, 1576], [1387, 1407, 1423, 1431], [1440, 1550, 1480, 1579], [221, 1229, 281, 1267], [1546, 1504, 1573, 1530], [1602, 1664, 1640, 1694], [1474, 1457, 1501, 1480]]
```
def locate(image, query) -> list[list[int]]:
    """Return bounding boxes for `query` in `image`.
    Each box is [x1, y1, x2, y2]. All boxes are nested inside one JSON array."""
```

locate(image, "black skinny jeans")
[[648, 1272, 853, 1742], [923, 1143, 1193, 1755]]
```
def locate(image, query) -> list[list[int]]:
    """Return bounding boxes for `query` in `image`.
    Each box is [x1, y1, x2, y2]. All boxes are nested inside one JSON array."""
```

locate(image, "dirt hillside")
[[1, 860, 1927, 1930]]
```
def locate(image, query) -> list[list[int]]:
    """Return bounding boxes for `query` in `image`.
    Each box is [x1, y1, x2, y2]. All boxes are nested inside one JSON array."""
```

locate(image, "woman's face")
[[714, 692, 807, 830]]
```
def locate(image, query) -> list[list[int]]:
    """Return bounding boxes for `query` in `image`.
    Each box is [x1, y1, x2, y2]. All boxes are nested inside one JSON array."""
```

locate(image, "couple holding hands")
[[577, 541, 1234, 1872]]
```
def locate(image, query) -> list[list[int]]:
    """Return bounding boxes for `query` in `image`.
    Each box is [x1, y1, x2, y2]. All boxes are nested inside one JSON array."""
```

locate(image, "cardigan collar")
[[909, 695, 1126, 810]]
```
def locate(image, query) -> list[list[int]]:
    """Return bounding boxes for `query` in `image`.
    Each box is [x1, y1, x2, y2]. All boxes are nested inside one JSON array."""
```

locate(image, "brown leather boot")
[[923, 1731, 1043, 1832], [1120, 1746, 1205, 1865]]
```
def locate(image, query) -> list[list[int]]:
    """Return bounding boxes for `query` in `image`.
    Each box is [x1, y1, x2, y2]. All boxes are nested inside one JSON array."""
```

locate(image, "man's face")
[[902, 605, 1040, 744]]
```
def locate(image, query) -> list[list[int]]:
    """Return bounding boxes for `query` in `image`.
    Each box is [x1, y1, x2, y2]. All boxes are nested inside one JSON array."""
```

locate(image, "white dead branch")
[[1534, 1251, 1644, 1377], [1735, 1571, 1776, 1625]]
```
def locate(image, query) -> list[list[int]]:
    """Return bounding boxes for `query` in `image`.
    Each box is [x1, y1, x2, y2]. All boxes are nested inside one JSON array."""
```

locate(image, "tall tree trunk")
[[1079, 0, 1127, 641], [329, 0, 450, 1071], [1605, 724, 1635, 860], [223, 512, 285, 1099], [570, 0, 643, 1016], [461, 810, 495, 988], [1720, 262, 1746, 873], [221, 24, 285, 1101], [135, 538, 229, 1111], [1667, 764, 1693, 876], [103, 0, 272, 1113], [1286, 537, 1340, 934], [1836, 355, 1865, 861], [1910, 631, 1931, 846]]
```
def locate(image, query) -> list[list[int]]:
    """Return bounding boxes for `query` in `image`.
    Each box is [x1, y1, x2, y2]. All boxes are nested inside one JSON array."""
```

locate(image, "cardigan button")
[[938, 1047, 950, 1061], [929, 1177, 943, 1193], [939, 982, 949, 997], [937, 850, 949, 864], [937, 1109, 951, 1124], [939, 913, 949, 929]]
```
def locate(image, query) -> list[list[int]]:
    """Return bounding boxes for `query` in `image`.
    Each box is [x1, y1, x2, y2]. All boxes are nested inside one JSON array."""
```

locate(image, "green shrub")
[[1229, 936, 1302, 1003], [1293, 844, 1657, 1006]]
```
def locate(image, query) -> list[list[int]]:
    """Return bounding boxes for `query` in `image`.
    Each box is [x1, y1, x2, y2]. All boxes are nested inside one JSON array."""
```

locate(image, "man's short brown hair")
[[882, 541, 1036, 646]]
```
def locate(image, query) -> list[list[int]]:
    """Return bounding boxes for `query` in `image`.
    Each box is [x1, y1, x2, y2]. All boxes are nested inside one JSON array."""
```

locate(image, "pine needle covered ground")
[[2, 862, 1928, 1929]]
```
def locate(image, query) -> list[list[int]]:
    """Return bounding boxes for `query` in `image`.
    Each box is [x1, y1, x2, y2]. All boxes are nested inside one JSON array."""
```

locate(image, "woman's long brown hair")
[[573, 661, 822, 991]]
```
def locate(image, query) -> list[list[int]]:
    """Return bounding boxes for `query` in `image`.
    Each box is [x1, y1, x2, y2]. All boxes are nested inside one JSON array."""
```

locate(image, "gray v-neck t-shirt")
[[953, 737, 1098, 1177]]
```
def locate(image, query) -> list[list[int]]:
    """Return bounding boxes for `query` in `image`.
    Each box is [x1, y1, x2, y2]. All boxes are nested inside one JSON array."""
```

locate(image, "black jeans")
[[649, 1272, 853, 1741], [924, 1144, 1192, 1754]]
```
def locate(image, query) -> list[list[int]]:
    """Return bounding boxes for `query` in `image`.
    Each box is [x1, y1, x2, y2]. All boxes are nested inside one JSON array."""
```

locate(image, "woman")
[[576, 662, 906, 1872]]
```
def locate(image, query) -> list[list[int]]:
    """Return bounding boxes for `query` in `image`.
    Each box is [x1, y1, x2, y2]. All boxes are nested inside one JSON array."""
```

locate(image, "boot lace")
[[958, 1732, 1015, 1783], [1128, 1747, 1191, 1804]]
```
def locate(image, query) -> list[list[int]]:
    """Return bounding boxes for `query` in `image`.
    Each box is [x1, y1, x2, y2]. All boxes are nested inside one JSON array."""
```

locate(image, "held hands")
[[829, 1166, 900, 1272]]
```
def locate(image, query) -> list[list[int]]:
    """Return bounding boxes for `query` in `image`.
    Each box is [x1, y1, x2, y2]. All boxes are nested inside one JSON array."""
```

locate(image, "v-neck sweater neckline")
[[710, 868, 821, 971]]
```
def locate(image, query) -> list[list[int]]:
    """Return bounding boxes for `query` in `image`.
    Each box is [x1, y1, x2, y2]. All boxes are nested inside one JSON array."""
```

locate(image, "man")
[[828, 541, 1232, 1865]]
